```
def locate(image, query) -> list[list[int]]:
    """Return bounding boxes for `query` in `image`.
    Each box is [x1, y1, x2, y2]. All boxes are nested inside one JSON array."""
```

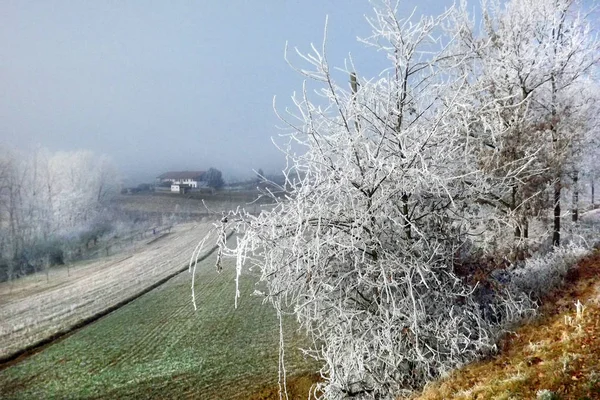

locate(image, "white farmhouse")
[[156, 171, 206, 193]]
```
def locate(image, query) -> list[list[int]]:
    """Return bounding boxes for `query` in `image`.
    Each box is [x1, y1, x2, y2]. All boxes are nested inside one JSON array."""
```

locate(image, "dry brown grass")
[[409, 250, 600, 400], [247, 373, 322, 400]]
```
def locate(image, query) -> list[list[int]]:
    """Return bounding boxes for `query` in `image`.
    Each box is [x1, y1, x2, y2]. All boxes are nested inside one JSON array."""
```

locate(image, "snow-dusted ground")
[[0, 222, 215, 360]]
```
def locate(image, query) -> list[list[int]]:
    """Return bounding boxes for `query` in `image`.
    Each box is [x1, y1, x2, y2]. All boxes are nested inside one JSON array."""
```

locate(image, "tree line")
[[0, 148, 120, 281]]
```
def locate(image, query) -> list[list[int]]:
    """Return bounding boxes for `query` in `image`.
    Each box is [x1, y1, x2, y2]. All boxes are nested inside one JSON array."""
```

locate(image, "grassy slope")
[[0, 251, 317, 399], [250, 251, 600, 400], [409, 250, 600, 400]]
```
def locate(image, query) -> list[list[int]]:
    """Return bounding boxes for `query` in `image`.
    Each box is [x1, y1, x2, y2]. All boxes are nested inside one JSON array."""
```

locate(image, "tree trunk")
[[553, 181, 561, 247], [402, 193, 411, 240], [592, 176, 595, 206], [512, 186, 520, 238], [572, 170, 579, 222]]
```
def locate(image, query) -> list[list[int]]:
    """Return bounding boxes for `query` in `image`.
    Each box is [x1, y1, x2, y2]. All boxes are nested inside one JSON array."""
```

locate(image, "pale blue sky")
[[2, 1, 594, 183]]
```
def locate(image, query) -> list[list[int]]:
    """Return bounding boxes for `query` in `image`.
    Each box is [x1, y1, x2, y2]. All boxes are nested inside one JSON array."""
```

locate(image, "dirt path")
[[0, 222, 215, 362]]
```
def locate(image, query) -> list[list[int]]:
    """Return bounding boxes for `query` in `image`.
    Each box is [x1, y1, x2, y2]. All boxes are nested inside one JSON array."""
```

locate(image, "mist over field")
[[1, 1, 600, 399], [1, 1, 447, 184]]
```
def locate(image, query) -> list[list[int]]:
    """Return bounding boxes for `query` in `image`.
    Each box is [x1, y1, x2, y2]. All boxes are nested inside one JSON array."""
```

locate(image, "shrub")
[[537, 389, 561, 400]]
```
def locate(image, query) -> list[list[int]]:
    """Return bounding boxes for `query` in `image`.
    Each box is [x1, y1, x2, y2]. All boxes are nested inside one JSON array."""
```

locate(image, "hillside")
[[408, 250, 600, 400], [112, 191, 270, 219], [1, 194, 598, 399], [245, 250, 600, 400]]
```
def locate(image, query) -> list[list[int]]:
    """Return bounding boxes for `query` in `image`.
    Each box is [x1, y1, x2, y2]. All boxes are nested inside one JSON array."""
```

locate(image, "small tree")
[[256, 168, 265, 184], [204, 167, 224, 190]]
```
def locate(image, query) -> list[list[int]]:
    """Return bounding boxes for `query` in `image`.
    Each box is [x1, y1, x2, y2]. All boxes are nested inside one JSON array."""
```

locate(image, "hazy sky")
[[0, 0, 460, 183], [5, 0, 583, 184]]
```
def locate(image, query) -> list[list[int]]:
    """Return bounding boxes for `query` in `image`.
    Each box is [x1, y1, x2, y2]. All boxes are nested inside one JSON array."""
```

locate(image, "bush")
[[14, 239, 65, 278], [79, 220, 114, 248]]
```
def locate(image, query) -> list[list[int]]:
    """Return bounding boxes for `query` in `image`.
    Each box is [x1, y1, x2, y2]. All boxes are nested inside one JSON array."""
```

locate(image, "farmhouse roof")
[[157, 171, 205, 180]]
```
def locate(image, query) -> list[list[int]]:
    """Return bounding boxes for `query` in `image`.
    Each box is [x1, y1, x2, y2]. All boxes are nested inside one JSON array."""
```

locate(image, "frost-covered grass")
[[501, 213, 600, 302], [0, 223, 215, 360], [112, 191, 269, 218], [0, 251, 315, 400]]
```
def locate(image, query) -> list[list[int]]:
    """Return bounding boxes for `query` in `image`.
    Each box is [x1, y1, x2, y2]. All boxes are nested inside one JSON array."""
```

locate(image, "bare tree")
[[457, 0, 552, 249], [456, 0, 600, 249]]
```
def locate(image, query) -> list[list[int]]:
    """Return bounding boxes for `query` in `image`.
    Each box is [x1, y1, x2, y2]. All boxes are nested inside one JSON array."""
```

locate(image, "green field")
[[0, 249, 317, 399]]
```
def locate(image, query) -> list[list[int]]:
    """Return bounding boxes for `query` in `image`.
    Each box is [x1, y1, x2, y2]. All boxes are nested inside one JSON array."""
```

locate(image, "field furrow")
[[0, 222, 217, 360], [0, 240, 316, 399]]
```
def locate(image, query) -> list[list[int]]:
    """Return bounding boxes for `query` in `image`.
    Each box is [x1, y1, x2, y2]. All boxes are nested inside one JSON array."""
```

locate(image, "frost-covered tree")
[[0, 147, 120, 281], [47, 150, 119, 230], [534, 0, 599, 245], [193, 2, 535, 398], [561, 79, 600, 222], [580, 99, 600, 208], [451, 0, 554, 251], [0, 150, 26, 279], [464, 0, 600, 247]]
